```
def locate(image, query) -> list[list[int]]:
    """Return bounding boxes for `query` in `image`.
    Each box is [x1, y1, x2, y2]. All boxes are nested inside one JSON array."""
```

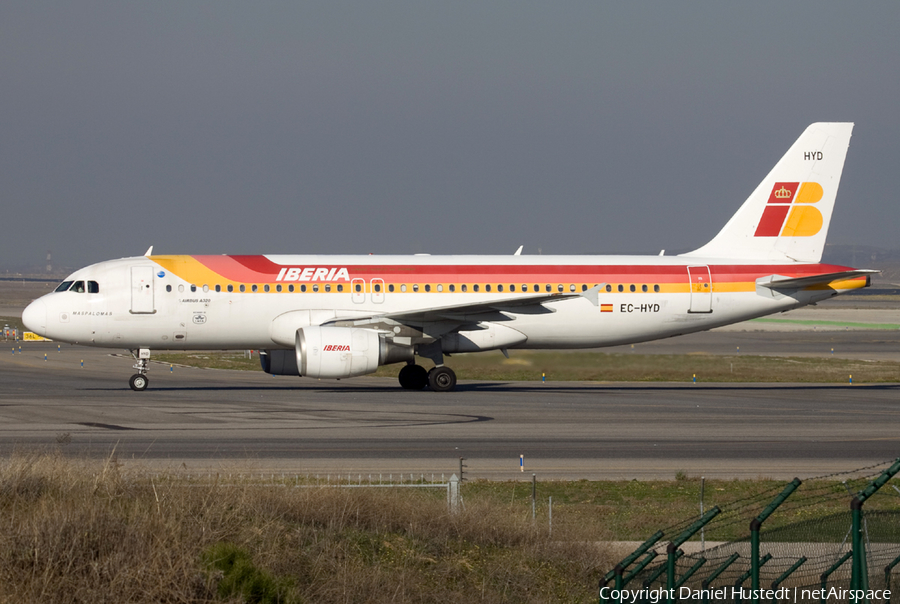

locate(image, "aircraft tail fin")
[[681, 122, 853, 263]]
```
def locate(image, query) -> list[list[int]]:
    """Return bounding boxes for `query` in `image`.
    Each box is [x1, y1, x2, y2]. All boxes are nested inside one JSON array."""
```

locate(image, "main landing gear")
[[398, 363, 457, 392], [129, 349, 150, 391]]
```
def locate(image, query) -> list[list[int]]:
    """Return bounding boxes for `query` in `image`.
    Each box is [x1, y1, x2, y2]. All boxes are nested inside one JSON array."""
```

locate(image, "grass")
[[0, 454, 896, 602], [156, 350, 900, 383], [0, 453, 611, 604]]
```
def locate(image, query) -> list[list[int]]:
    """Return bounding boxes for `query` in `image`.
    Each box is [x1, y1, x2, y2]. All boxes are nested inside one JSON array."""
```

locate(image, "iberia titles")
[[275, 267, 351, 282]]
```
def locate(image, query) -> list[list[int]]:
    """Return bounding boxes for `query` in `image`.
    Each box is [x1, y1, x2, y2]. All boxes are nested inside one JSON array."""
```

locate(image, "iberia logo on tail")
[[754, 182, 824, 237]]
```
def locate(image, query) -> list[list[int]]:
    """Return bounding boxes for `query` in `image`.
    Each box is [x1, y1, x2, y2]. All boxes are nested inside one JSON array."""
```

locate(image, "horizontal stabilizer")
[[756, 270, 878, 291]]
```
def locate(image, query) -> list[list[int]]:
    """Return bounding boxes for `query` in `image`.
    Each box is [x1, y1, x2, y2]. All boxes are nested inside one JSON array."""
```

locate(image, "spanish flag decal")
[[600, 304, 613, 313]]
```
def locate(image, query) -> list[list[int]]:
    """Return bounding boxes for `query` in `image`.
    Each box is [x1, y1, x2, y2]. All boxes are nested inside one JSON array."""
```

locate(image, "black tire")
[[428, 366, 457, 392], [398, 364, 428, 390], [129, 374, 149, 391]]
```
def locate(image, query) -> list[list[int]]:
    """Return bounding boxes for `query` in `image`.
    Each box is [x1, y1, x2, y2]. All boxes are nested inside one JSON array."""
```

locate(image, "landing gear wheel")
[[428, 366, 457, 392], [398, 364, 428, 390], [129, 374, 149, 391]]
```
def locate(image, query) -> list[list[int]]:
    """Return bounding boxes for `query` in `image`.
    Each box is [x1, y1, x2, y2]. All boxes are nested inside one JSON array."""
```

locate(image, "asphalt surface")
[[2, 341, 898, 480]]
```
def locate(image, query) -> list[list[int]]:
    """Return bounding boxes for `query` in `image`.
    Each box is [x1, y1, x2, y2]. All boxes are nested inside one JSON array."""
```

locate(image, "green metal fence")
[[600, 459, 900, 604]]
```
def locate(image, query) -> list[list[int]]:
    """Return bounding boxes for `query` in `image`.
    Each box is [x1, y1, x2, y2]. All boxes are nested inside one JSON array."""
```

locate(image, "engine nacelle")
[[296, 326, 413, 379]]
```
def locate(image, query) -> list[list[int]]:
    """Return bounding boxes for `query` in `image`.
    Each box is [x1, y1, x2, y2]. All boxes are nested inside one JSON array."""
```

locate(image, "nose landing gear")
[[129, 348, 151, 391]]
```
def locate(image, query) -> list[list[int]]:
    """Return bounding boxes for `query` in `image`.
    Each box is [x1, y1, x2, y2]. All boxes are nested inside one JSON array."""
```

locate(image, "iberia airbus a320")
[[23, 123, 876, 391]]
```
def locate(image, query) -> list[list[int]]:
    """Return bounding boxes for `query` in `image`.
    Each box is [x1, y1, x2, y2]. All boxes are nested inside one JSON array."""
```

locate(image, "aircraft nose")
[[22, 298, 47, 334]]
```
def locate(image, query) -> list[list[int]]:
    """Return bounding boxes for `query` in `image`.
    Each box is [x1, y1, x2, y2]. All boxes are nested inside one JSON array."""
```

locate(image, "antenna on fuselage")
[[514, 245, 523, 256], [144, 246, 154, 257]]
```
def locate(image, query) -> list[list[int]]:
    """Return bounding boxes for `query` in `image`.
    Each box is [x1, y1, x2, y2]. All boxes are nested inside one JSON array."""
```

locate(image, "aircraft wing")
[[756, 270, 879, 291], [329, 285, 604, 331]]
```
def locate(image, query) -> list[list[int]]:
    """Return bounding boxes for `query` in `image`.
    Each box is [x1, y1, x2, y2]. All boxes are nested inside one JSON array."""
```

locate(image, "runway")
[[2, 341, 898, 479]]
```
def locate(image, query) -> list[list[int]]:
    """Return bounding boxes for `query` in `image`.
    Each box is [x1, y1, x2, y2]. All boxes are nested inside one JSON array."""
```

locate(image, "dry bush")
[[0, 454, 612, 604]]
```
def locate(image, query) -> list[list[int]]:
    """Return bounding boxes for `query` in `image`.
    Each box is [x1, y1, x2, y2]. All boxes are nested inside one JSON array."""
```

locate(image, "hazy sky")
[[2, 2, 898, 270]]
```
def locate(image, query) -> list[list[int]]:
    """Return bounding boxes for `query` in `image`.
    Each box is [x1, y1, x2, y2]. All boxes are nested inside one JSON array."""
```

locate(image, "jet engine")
[[262, 326, 413, 379]]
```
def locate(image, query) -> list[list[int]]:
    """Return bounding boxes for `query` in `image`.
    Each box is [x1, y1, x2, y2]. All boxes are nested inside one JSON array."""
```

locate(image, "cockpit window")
[[71, 281, 86, 293], [87, 281, 100, 293], [55, 281, 74, 292]]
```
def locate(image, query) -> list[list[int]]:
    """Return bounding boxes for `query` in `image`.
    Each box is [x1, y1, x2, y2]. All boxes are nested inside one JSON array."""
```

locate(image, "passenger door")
[[687, 266, 712, 313], [130, 266, 155, 314]]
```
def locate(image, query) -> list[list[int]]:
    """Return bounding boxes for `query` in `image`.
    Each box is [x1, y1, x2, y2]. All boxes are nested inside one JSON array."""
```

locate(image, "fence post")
[[532, 473, 536, 520], [601, 530, 664, 604], [884, 553, 900, 604], [770, 556, 806, 604], [644, 551, 682, 590], [448, 473, 459, 513], [667, 507, 720, 604], [623, 551, 658, 586], [702, 553, 739, 604], [751, 477, 801, 604], [675, 557, 707, 591], [820, 551, 852, 604], [735, 554, 771, 603], [851, 458, 900, 603]]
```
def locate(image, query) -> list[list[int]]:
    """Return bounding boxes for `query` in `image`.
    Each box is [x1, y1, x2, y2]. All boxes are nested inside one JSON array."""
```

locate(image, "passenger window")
[[654, 284, 660, 292], [437, 284, 443, 292], [275, 284, 282, 292], [569, 284, 576, 292], [617, 284, 623, 292], [581, 284, 587, 292], [166, 285, 172, 293], [461, 284, 467, 292], [533, 285, 539, 292], [606, 284, 612, 292], [191, 285, 197, 293], [177, 284, 183, 293], [389, 284, 395, 292], [88, 281, 100, 294], [337, 284, 344, 292], [558, 284, 564, 292], [355, 283, 362, 292], [497, 284, 503, 292], [449, 284, 455, 292], [424, 284, 431, 292], [510, 285, 515, 292], [312, 284, 319, 292], [413, 284, 419, 292], [401, 284, 407, 292], [264, 284, 270, 292], [545, 284, 551, 292], [227, 285, 233, 292], [485, 284, 491, 292], [239, 284, 246, 292], [324, 284, 331, 292], [642, 284, 648, 292], [251, 284, 258, 292], [215, 285, 221, 292], [374, 283, 381, 292], [473, 284, 480, 292], [55, 281, 74, 292], [203, 285, 209, 293], [629, 284, 636, 292]]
